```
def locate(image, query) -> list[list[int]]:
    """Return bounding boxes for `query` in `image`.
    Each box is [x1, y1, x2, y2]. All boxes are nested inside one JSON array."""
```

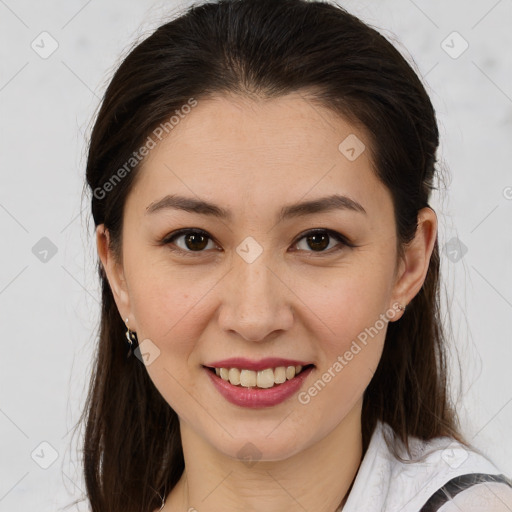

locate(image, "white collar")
[[341, 420, 501, 512]]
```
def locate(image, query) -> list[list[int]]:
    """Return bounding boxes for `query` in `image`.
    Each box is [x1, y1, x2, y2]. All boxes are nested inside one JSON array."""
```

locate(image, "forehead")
[[127, 92, 392, 223]]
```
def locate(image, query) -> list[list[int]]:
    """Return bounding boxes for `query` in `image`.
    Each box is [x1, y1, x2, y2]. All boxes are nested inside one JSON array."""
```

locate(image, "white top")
[[341, 420, 512, 512]]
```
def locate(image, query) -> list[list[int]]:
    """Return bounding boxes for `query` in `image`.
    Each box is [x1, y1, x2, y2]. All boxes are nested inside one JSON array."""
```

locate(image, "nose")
[[217, 253, 294, 342]]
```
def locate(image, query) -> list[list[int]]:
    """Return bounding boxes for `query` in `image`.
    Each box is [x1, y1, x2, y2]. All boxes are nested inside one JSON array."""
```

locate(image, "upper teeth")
[[214, 365, 304, 388]]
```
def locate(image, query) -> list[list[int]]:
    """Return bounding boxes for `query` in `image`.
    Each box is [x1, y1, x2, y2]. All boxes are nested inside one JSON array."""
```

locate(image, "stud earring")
[[397, 303, 407, 312]]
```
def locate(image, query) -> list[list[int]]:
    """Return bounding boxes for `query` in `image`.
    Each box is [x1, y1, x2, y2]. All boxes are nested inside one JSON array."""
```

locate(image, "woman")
[[77, 0, 512, 510]]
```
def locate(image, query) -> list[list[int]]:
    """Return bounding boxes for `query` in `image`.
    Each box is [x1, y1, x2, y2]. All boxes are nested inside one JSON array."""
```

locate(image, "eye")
[[292, 229, 351, 254], [161, 228, 352, 256], [162, 228, 219, 255]]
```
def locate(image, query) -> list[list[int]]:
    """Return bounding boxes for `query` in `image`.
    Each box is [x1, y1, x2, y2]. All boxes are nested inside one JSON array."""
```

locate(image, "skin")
[[96, 91, 437, 512]]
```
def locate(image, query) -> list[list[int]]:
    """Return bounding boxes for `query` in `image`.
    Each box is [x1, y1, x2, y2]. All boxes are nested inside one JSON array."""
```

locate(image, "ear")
[[389, 207, 438, 320], [96, 224, 132, 326]]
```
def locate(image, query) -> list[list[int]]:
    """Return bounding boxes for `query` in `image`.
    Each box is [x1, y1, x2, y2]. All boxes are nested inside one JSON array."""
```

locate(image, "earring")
[[125, 318, 138, 357], [397, 303, 407, 312]]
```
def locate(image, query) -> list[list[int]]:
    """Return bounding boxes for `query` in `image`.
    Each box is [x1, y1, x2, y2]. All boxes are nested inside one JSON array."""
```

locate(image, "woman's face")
[[98, 92, 426, 461]]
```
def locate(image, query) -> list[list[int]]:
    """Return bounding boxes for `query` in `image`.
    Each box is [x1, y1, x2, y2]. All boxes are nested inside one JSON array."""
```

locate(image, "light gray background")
[[1, 1, 511, 510]]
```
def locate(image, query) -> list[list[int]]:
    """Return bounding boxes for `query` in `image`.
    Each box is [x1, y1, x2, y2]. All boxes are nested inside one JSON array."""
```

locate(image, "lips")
[[201, 357, 316, 407]]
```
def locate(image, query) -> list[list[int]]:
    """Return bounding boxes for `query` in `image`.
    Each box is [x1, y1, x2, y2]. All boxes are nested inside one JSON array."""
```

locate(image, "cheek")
[[299, 264, 392, 405], [307, 265, 393, 347], [127, 269, 212, 417], [125, 244, 215, 341], [297, 277, 390, 423]]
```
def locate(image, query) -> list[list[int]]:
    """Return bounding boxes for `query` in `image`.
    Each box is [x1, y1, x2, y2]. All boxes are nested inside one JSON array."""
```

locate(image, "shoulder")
[[378, 422, 510, 510], [341, 422, 512, 512], [437, 481, 512, 511]]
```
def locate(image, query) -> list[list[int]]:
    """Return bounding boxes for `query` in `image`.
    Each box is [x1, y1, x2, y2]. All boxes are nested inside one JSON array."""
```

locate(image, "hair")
[[74, 0, 474, 510]]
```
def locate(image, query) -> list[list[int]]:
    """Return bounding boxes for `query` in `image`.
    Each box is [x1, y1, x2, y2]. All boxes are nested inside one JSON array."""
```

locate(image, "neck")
[[165, 401, 364, 512]]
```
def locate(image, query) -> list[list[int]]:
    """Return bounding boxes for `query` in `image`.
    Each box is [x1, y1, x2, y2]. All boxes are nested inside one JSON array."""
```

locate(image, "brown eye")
[[163, 229, 217, 253], [182, 232, 209, 251], [293, 229, 350, 254], [305, 232, 330, 251]]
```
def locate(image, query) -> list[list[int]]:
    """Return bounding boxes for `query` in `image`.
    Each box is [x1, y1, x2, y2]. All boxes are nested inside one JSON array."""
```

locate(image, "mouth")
[[203, 363, 315, 390]]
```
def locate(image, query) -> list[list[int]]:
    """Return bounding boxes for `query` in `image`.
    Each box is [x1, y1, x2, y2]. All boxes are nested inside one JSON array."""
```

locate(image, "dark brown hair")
[[73, 0, 473, 510]]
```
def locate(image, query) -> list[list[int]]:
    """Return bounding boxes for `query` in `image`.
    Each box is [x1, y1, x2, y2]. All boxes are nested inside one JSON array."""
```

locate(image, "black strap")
[[420, 473, 512, 512]]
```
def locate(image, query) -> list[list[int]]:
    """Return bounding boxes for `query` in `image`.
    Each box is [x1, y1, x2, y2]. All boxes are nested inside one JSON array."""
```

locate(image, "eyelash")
[[161, 228, 354, 257]]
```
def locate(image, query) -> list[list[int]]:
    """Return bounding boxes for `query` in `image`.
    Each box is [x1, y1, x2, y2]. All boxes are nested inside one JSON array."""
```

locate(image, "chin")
[[202, 422, 317, 464]]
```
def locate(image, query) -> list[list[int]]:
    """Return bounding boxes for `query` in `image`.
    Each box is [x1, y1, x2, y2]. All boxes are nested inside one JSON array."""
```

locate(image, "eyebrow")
[[145, 193, 367, 221]]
